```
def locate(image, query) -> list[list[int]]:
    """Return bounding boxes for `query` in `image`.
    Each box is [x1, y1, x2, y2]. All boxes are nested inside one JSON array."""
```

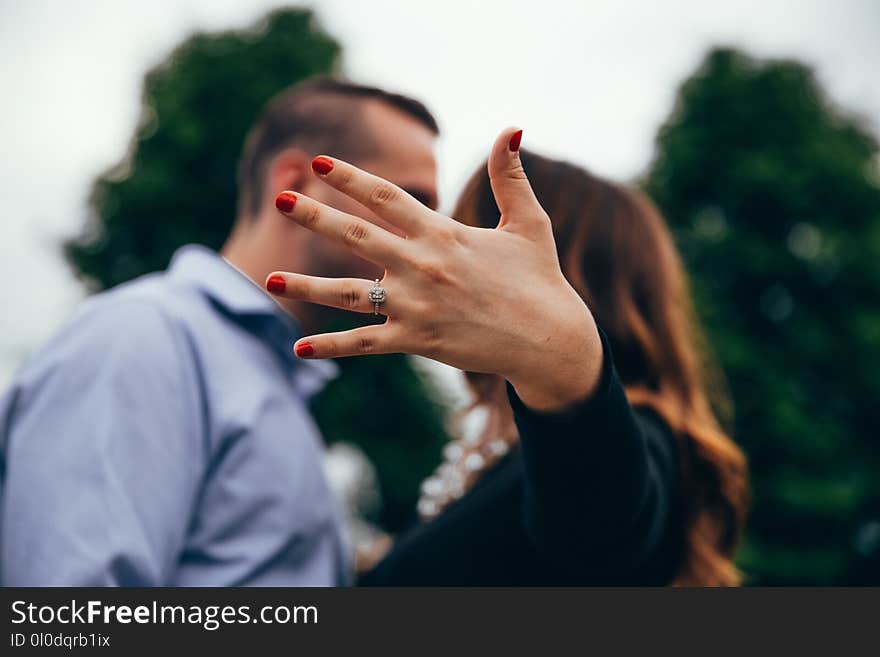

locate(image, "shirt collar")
[[167, 244, 339, 398], [169, 244, 280, 317]]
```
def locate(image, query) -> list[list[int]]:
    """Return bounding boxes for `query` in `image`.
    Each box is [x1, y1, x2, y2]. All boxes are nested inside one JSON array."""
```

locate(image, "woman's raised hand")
[[267, 128, 603, 412]]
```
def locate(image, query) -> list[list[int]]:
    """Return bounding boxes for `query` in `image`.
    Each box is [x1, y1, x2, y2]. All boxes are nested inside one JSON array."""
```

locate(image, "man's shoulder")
[[18, 271, 206, 383], [69, 265, 227, 347], [78, 269, 208, 330]]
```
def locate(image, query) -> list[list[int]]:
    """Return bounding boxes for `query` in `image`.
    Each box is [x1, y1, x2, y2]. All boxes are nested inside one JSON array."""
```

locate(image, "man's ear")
[[265, 148, 311, 202]]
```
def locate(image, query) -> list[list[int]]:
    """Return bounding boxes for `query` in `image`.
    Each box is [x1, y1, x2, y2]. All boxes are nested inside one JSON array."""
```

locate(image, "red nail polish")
[[508, 130, 523, 153], [312, 156, 334, 175], [266, 274, 286, 294], [295, 342, 314, 358], [275, 191, 297, 213]]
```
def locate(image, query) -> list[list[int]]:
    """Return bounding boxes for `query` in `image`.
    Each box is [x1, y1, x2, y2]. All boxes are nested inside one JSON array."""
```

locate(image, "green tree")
[[644, 48, 880, 584], [64, 8, 449, 532], [66, 8, 340, 286]]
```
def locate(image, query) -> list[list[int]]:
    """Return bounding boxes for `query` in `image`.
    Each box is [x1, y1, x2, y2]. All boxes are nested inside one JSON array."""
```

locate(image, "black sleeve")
[[359, 327, 681, 585], [506, 326, 681, 578]]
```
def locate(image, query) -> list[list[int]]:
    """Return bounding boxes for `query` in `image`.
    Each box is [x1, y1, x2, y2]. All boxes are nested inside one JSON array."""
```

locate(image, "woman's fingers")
[[309, 156, 438, 236], [293, 324, 402, 360], [275, 190, 404, 266], [486, 128, 548, 231], [266, 272, 392, 315]]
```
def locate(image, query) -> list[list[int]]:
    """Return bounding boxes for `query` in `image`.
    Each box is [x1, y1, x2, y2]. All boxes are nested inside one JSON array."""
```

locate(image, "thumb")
[[487, 127, 546, 230]]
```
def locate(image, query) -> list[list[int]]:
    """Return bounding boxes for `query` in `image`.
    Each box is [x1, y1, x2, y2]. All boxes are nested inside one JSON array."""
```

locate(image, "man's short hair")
[[236, 76, 439, 217]]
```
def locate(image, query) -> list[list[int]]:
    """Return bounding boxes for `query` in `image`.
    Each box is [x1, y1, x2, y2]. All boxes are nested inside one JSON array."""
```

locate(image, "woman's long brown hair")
[[452, 151, 749, 586]]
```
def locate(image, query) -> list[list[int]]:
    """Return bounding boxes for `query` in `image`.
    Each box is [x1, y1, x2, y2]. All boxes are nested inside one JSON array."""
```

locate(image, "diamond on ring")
[[368, 279, 386, 315]]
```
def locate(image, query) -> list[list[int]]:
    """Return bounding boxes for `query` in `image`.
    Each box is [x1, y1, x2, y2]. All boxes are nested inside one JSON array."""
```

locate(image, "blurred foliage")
[[644, 48, 880, 584], [64, 8, 450, 532], [66, 8, 340, 287]]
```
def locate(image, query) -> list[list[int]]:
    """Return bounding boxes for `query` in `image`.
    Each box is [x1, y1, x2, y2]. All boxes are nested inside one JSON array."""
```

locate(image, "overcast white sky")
[[1, 0, 878, 388]]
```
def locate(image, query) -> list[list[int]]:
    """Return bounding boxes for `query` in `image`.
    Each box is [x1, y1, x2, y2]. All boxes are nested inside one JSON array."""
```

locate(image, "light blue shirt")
[[0, 245, 349, 586]]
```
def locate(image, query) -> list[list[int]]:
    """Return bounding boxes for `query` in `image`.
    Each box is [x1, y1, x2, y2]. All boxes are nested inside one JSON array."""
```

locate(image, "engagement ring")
[[368, 279, 386, 315]]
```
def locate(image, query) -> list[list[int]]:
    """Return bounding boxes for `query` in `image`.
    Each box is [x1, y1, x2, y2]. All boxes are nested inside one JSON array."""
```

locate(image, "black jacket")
[[360, 329, 684, 586]]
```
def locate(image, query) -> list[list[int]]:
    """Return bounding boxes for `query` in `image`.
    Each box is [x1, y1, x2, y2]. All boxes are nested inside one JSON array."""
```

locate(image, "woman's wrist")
[[506, 307, 604, 413]]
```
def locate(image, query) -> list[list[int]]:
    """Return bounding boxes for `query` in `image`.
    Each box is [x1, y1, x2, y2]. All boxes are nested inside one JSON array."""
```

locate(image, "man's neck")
[[220, 217, 319, 334], [220, 225, 268, 288]]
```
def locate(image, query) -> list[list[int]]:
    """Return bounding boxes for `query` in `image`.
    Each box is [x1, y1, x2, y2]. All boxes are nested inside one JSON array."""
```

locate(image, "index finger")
[[275, 190, 404, 267], [310, 155, 435, 236]]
